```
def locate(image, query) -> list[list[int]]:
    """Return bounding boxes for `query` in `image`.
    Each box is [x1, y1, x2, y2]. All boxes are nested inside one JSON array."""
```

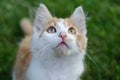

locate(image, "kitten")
[[13, 4, 87, 80]]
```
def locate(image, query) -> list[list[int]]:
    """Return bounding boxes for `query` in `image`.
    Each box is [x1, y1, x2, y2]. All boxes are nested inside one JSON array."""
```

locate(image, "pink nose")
[[59, 32, 67, 40]]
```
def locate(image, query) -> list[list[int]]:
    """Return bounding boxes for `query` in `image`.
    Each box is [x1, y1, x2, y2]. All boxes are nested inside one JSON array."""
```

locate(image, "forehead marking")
[[56, 19, 70, 29]]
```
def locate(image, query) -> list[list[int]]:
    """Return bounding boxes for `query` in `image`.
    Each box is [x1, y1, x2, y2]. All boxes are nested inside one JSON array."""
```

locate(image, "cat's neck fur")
[[26, 48, 85, 80]]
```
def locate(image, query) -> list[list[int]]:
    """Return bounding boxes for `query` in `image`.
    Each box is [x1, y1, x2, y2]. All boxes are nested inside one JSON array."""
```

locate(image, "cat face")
[[31, 4, 87, 57]]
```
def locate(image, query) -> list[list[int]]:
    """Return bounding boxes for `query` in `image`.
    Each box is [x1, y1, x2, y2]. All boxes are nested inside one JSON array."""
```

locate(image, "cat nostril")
[[60, 34, 66, 38], [59, 32, 67, 39]]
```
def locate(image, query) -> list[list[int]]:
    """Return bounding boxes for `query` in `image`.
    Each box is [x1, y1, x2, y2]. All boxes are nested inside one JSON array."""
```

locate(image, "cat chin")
[[54, 46, 72, 57]]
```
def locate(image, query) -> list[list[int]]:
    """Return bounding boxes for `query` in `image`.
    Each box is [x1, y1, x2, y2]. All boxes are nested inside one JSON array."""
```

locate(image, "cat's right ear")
[[70, 6, 87, 35], [33, 4, 52, 33]]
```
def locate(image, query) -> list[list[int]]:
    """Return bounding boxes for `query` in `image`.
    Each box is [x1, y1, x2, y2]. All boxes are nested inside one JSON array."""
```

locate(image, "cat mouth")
[[57, 41, 69, 48]]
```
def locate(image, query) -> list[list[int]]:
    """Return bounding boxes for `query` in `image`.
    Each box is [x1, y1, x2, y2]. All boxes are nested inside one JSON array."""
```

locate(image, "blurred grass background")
[[0, 0, 120, 80]]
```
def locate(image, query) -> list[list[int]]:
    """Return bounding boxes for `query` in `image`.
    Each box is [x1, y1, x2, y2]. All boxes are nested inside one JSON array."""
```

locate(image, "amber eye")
[[47, 26, 56, 33], [68, 27, 76, 35]]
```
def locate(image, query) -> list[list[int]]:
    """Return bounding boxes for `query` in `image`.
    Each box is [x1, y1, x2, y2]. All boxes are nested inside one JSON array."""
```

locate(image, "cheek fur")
[[65, 37, 73, 43], [64, 35, 78, 49], [76, 34, 87, 51], [41, 32, 61, 45]]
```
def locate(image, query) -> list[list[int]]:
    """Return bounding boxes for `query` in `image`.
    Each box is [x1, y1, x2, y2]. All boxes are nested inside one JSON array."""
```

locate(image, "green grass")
[[0, 0, 120, 80]]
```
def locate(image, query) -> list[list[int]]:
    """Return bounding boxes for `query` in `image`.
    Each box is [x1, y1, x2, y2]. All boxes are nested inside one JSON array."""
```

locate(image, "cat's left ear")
[[70, 6, 87, 35], [33, 4, 52, 34]]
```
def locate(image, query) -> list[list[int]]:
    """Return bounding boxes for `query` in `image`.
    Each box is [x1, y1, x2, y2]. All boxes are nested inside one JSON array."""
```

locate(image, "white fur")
[[26, 52, 85, 80]]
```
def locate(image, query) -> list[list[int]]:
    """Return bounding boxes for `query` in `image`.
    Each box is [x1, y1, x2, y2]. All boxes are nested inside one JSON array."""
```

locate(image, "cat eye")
[[47, 26, 56, 33], [68, 27, 76, 35]]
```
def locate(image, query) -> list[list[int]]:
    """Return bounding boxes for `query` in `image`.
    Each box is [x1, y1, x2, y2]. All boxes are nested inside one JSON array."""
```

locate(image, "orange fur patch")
[[40, 18, 59, 36], [13, 36, 32, 80], [66, 19, 87, 52], [76, 34, 87, 52]]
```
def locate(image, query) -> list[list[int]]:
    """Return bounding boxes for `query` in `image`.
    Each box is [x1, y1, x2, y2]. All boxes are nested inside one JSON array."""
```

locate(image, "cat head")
[[31, 4, 87, 57]]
